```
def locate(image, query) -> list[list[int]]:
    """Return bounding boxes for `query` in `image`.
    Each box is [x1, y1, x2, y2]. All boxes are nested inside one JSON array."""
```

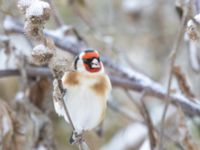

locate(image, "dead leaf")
[[172, 66, 195, 100], [141, 98, 157, 149], [177, 106, 197, 150], [29, 78, 50, 109]]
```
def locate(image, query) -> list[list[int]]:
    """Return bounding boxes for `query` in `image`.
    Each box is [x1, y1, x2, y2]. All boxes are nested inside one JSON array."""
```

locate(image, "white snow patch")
[[34, 145, 47, 150], [187, 13, 200, 27], [2, 116, 11, 136], [194, 13, 200, 23], [0, 35, 9, 42], [121, 67, 164, 92], [33, 44, 48, 52], [26, 0, 50, 18], [101, 123, 147, 150], [47, 25, 75, 38], [64, 35, 78, 44], [0, 51, 17, 69], [139, 139, 150, 150], [189, 41, 200, 71], [3, 16, 16, 31], [18, 0, 34, 7], [122, 0, 152, 13], [187, 19, 195, 28], [15, 92, 25, 102]]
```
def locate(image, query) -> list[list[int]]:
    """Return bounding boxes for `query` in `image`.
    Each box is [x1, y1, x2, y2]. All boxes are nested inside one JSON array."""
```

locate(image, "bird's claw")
[[69, 131, 83, 145]]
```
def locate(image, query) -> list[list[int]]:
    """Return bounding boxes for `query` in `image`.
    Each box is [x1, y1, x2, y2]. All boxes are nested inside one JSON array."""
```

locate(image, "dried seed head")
[[186, 14, 200, 42], [31, 44, 53, 65], [19, 0, 51, 41], [24, 19, 44, 41], [187, 20, 200, 41]]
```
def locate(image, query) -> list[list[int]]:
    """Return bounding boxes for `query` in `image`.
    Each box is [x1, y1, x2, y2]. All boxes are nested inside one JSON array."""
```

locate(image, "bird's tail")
[[69, 132, 75, 144]]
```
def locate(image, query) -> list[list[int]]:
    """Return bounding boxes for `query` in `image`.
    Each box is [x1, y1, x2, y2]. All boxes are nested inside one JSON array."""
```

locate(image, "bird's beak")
[[91, 62, 101, 68]]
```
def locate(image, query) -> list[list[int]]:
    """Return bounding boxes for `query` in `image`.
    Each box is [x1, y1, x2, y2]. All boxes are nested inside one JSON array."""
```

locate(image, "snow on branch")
[[2, 16, 200, 116]]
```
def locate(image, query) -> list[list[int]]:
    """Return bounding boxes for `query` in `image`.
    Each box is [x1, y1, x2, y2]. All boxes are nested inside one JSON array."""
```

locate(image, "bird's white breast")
[[64, 85, 105, 132], [55, 72, 110, 133]]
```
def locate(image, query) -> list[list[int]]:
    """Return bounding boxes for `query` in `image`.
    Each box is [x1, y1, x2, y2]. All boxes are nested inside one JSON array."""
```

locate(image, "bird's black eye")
[[83, 57, 100, 65], [82, 58, 92, 64]]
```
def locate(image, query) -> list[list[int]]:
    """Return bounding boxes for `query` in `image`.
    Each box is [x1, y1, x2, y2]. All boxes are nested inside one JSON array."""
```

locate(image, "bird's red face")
[[81, 50, 102, 73]]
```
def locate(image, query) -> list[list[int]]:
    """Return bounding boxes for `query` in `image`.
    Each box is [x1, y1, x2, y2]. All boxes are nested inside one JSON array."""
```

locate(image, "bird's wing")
[[53, 78, 69, 122], [53, 96, 69, 122]]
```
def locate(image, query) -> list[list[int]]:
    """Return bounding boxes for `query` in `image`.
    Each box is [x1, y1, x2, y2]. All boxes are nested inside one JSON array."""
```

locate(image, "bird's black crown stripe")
[[84, 50, 95, 53], [74, 56, 79, 70]]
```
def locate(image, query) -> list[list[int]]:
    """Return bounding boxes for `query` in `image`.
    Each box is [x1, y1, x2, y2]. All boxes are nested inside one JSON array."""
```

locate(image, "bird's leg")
[[69, 130, 84, 145]]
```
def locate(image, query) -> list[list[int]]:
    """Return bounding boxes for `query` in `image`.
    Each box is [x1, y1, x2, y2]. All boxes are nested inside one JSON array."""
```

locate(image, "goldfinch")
[[53, 50, 112, 143]]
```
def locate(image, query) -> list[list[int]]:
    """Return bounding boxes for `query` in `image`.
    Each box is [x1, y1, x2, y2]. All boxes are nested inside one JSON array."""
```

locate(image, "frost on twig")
[[4, 17, 200, 116]]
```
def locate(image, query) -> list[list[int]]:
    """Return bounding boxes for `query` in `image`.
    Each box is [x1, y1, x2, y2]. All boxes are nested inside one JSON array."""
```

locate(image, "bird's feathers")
[[60, 71, 111, 132], [53, 50, 111, 133]]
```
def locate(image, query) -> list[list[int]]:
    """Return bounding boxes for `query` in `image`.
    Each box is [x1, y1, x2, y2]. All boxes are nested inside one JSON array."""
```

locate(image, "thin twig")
[[159, 2, 189, 149], [125, 90, 143, 112], [126, 91, 157, 150], [108, 100, 143, 122], [112, 93, 184, 150], [70, 1, 95, 31], [140, 93, 157, 150], [47, 0, 64, 27]]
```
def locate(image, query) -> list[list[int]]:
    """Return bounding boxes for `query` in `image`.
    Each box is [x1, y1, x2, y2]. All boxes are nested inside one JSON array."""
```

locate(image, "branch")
[[47, 0, 64, 27], [159, 1, 189, 149], [195, 0, 200, 14], [3, 17, 200, 117], [1, 66, 200, 117]]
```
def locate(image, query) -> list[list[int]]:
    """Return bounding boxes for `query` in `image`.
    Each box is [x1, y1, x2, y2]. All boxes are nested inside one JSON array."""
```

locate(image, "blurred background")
[[0, 0, 200, 150]]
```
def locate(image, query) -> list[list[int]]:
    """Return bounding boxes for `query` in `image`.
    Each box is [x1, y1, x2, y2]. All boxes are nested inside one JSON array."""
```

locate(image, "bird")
[[53, 49, 112, 144]]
